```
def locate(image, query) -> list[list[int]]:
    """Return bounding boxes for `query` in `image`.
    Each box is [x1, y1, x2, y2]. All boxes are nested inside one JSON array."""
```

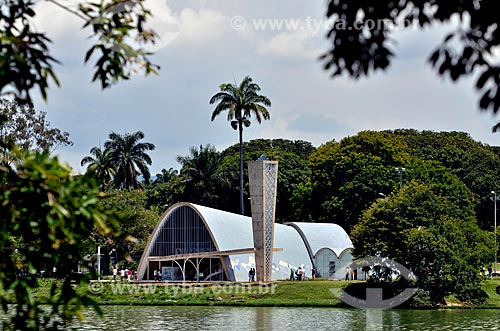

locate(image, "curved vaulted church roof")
[[191, 204, 254, 251], [285, 222, 353, 258], [137, 202, 354, 281]]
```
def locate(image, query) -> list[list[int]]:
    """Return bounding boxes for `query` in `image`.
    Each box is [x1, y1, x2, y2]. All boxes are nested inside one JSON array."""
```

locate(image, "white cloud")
[[31, 0, 83, 39], [175, 8, 228, 45], [258, 30, 320, 60]]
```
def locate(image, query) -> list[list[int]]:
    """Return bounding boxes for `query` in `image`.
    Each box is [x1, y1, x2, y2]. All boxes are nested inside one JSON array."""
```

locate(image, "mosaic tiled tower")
[[248, 159, 278, 282]]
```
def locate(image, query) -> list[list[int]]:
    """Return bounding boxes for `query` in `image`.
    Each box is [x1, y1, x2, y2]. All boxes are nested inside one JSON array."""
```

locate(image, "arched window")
[[148, 206, 216, 257]]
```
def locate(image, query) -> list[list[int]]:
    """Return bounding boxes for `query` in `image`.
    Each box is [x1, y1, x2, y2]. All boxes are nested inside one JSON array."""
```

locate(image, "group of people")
[[112, 266, 134, 281], [345, 266, 356, 280], [154, 269, 163, 282], [289, 266, 316, 281], [248, 267, 255, 281]]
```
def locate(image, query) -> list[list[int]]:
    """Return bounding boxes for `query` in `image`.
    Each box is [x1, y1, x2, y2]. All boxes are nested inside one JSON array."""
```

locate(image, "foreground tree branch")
[[0, 0, 159, 104]]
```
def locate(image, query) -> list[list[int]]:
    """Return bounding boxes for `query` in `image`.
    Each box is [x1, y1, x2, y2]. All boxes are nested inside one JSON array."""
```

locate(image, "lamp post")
[[111, 248, 118, 267], [395, 167, 406, 189], [97, 246, 102, 280], [492, 191, 498, 274]]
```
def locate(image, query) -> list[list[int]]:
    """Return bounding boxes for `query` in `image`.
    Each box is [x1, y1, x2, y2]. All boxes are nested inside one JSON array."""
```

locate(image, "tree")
[[322, 1, 500, 116], [80, 146, 115, 191], [0, 150, 121, 330], [146, 168, 180, 210], [0, 99, 72, 153], [1, 0, 159, 104], [352, 181, 493, 305], [175, 144, 228, 208], [210, 76, 271, 215], [218, 139, 313, 221], [100, 190, 159, 257], [221, 138, 315, 160], [298, 131, 410, 230], [295, 130, 500, 232], [391, 129, 500, 230], [153, 167, 179, 185], [104, 131, 155, 190]]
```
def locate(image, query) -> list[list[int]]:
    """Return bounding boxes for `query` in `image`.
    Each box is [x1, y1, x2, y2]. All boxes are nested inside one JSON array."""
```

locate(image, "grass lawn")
[[28, 278, 500, 308], [479, 278, 500, 308], [32, 279, 349, 307]]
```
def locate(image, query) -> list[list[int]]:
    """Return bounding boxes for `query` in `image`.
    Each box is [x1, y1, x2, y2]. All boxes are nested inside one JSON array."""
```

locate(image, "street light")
[[395, 167, 406, 189], [492, 191, 499, 274], [110, 248, 118, 268]]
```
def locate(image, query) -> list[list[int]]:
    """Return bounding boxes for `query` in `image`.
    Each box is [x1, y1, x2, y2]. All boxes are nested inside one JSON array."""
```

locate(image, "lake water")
[[67, 306, 500, 330]]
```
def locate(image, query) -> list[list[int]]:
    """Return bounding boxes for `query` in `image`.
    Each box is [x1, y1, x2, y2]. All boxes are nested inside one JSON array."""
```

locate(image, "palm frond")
[[209, 92, 234, 105]]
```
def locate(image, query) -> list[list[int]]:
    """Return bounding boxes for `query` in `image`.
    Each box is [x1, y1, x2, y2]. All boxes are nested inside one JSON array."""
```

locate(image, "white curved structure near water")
[[137, 202, 355, 282]]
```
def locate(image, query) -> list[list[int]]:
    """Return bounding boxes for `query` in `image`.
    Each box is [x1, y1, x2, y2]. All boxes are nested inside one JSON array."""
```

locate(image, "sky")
[[30, 0, 500, 175]]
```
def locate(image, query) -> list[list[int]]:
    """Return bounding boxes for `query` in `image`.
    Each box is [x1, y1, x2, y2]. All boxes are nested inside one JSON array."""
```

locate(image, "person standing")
[[112, 266, 117, 281], [311, 267, 316, 280], [120, 268, 125, 282], [296, 267, 304, 281], [345, 266, 350, 281]]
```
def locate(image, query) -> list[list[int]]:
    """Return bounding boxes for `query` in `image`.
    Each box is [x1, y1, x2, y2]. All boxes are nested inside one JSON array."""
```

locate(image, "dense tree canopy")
[[352, 181, 493, 305], [392, 129, 500, 229], [175, 144, 229, 208], [322, 0, 500, 116], [295, 130, 500, 232], [221, 138, 315, 161], [99, 190, 159, 257], [294, 131, 409, 230], [145, 168, 180, 210]]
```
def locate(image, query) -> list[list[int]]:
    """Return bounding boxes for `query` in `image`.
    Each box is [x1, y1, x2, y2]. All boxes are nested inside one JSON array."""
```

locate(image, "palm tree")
[[176, 144, 228, 207], [209, 76, 271, 214], [154, 167, 178, 184], [105, 131, 155, 190], [80, 146, 115, 191]]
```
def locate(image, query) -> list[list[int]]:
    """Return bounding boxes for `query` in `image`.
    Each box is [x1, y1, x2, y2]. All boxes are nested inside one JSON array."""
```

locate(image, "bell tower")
[[248, 158, 278, 282]]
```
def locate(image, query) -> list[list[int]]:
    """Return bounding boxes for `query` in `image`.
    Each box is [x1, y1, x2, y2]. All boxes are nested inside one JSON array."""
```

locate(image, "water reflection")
[[63, 306, 500, 331]]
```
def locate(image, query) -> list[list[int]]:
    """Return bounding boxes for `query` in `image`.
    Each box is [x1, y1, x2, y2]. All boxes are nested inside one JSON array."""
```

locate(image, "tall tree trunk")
[[239, 121, 244, 215]]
